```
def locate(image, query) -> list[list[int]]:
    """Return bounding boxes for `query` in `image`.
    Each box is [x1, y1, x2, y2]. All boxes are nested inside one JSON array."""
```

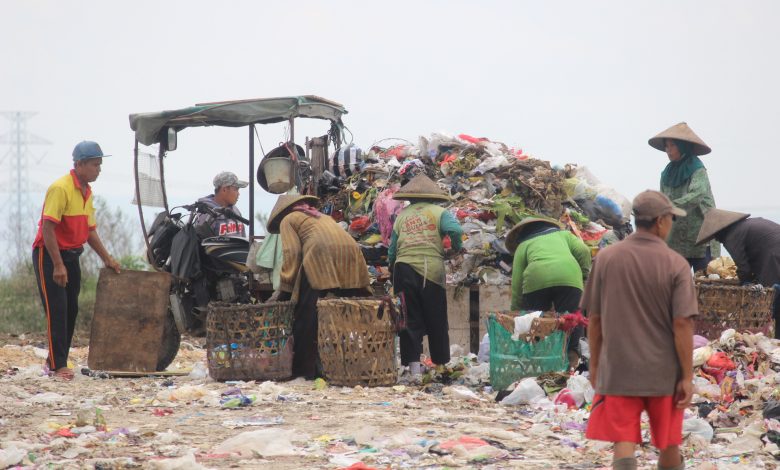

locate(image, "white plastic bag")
[[477, 334, 490, 363], [512, 311, 543, 340], [214, 429, 300, 457], [683, 417, 714, 442], [566, 374, 595, 404], [692, 346, 713, 367], [500, 378, 545, 405]]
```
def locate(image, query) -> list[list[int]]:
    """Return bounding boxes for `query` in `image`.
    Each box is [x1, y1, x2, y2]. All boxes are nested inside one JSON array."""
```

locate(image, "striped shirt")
[[279, 211, 370, 293]]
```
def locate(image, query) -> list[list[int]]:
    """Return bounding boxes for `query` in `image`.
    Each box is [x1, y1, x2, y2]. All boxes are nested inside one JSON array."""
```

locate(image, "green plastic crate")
[[488, 314, 569, 391]]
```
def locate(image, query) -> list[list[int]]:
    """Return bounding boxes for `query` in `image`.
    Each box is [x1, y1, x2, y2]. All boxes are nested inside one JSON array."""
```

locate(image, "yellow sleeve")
[[41, 184, 68, 223], [278, 217, 302, 293]]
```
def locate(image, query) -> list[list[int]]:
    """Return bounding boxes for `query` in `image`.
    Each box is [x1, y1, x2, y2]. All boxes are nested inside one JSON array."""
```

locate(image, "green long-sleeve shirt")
[[510, 230, 592, 310], [661, 167, 719, 258]]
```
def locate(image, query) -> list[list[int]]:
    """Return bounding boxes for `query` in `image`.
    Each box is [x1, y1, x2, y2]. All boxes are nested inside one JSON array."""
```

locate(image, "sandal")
[[53, 367, 74, 381]]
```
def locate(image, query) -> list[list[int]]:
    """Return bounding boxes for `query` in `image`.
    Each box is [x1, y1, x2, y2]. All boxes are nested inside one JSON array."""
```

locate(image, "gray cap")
[[632, 190, 686, 221], [213, 171, 249, 189]]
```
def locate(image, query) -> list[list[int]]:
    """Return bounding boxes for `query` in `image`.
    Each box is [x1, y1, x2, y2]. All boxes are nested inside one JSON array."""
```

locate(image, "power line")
[[0, 112, 51, 262]]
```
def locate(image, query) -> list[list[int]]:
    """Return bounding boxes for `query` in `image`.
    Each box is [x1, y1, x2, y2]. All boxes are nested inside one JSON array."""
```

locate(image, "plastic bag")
[[693, 346, 713, 367], [512, 311, 543, 339], [477, 333, 490, 363], [683, 417, 714, 442], [500, 378, 545, 405], [566, 374, 595, 404], [214, 429, 300, 457]]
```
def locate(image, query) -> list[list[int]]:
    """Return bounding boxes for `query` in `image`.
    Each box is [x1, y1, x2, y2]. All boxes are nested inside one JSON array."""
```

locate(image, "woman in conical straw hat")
[[649, 122, 718, 272], [505, 216, 592, 369], [387, 174, 463, 382], [266, 193, 371, 379], [696, 208, 780, 339]]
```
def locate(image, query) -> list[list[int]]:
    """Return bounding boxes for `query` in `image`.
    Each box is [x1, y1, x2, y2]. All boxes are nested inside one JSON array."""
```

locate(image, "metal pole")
[[248, 124, 255, 292], [133, 139, 152, 267], [249, 124, 255, 241], [158, 145, 169, 212]]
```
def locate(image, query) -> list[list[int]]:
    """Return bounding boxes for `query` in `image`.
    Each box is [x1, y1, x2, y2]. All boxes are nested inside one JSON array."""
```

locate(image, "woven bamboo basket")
[[694, 280, 774, 339], [317, 298, 397, 387], [206, 301, 294, 381]]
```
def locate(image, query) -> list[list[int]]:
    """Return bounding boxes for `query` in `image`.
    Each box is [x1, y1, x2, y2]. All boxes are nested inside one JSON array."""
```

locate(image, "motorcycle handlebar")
[[183, 202, 251, 226]]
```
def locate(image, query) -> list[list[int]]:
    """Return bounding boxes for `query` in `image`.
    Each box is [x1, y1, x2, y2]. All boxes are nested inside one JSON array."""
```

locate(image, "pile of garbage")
[[317, 132, 633, 286]]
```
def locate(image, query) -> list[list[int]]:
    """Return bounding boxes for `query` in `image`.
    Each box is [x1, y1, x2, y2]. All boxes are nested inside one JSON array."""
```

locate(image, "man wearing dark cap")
[[32, 141, 121, 380], [581, 190, 697, 470], [696, 208, 780, 339], [193, 171, 249, 238]]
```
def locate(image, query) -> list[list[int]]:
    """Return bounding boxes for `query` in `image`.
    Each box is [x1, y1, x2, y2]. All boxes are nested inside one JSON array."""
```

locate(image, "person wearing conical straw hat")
[[505, 216, 592, 369], [266, 194, 371, 379], [696, 208, 780, 339], [388, 174, 463, 381], [649, 122, 719, 272]]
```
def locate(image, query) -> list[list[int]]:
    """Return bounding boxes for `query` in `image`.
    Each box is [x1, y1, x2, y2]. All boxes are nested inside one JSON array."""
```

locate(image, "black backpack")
[[169, 224, 202, 281]]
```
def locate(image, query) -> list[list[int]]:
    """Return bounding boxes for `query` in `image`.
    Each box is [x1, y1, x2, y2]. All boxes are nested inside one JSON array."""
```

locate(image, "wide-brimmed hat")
[[392, 174, 450, 201], [648, 122, 711, 156], [695, 208, 750, 245], [267, 194, 319, 234], [505, 217, 562, 253]]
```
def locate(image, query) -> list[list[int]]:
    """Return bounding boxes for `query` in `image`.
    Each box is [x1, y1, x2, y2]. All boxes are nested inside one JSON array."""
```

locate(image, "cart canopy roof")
[[129, 95, 347, 146]]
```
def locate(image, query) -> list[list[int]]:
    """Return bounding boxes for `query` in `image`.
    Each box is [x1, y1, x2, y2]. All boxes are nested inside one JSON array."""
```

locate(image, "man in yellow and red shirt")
[[32, 141, 121, 380]]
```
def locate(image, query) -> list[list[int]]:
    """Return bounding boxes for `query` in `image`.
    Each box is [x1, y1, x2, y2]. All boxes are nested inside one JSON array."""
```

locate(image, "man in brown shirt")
[[581, 190, 697, 470]]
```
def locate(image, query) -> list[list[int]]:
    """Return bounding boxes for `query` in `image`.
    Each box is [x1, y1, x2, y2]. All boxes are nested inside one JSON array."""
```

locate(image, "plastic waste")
[[683, 417, 714, 442], [445, 386, 482, 401], [512, 311, 543, 339], [156, 385, 208, 402], [0, 445, 26, 468], [693, 346, 714, 367], [214, 429, 300, 457], [477, 333, 490, 363], [579, 337, 590, 359], [149, 451, 205, 470], [566, 374, 595, 404], [188, 361, 208, 380], [313, 378, 328, 390], [719, 329, 737, 348], [693, 335, 709, 349], [500, 378, 545, 405]]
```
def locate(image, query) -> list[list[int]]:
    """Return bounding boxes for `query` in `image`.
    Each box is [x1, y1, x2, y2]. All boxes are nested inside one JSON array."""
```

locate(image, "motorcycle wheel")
[[157, 310, 181, 372]]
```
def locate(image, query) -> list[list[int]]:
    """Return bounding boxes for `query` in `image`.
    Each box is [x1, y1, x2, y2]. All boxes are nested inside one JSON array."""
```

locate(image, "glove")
[[748, 284, 765, 293]]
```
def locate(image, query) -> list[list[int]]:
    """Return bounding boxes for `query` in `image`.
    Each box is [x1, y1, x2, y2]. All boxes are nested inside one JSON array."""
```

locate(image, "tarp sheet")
[[129, 96, 347, 146]]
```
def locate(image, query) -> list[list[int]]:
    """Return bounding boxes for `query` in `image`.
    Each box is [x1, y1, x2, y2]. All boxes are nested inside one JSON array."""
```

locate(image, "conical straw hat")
[[648, 122, 711, 156], [695, 208, 750, 245], [505, 217, 562, 253], [393, 174, 450, 201], [267, 194, 320, 234]]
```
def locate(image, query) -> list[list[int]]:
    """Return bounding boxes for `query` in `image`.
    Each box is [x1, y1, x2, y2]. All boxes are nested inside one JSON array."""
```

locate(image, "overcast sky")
[[3, 1, 778, 251]]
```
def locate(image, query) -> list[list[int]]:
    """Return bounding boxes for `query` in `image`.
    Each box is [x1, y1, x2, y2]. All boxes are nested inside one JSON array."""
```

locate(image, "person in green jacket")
[[388, 174, 463, 380], [506, 217, 592, 366], [649, 122, 719, 272]]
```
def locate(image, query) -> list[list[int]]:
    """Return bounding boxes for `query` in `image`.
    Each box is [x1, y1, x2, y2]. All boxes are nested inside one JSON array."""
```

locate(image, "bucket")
[[262, 157, 293, 194]]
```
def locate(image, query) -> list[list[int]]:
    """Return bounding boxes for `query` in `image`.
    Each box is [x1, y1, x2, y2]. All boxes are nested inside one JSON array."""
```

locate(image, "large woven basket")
[[206, 301, 294, 381], [317, 298, 397, 387], [695, 280, 774, 339]]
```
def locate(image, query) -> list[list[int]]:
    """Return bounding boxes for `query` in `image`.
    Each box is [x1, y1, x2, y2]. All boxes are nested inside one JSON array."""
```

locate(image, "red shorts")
[[586, 394, 683, 449]]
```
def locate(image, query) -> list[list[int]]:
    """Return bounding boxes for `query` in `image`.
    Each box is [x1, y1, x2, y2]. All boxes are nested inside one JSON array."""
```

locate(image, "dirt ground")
[[0, 334, 778, 469]]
